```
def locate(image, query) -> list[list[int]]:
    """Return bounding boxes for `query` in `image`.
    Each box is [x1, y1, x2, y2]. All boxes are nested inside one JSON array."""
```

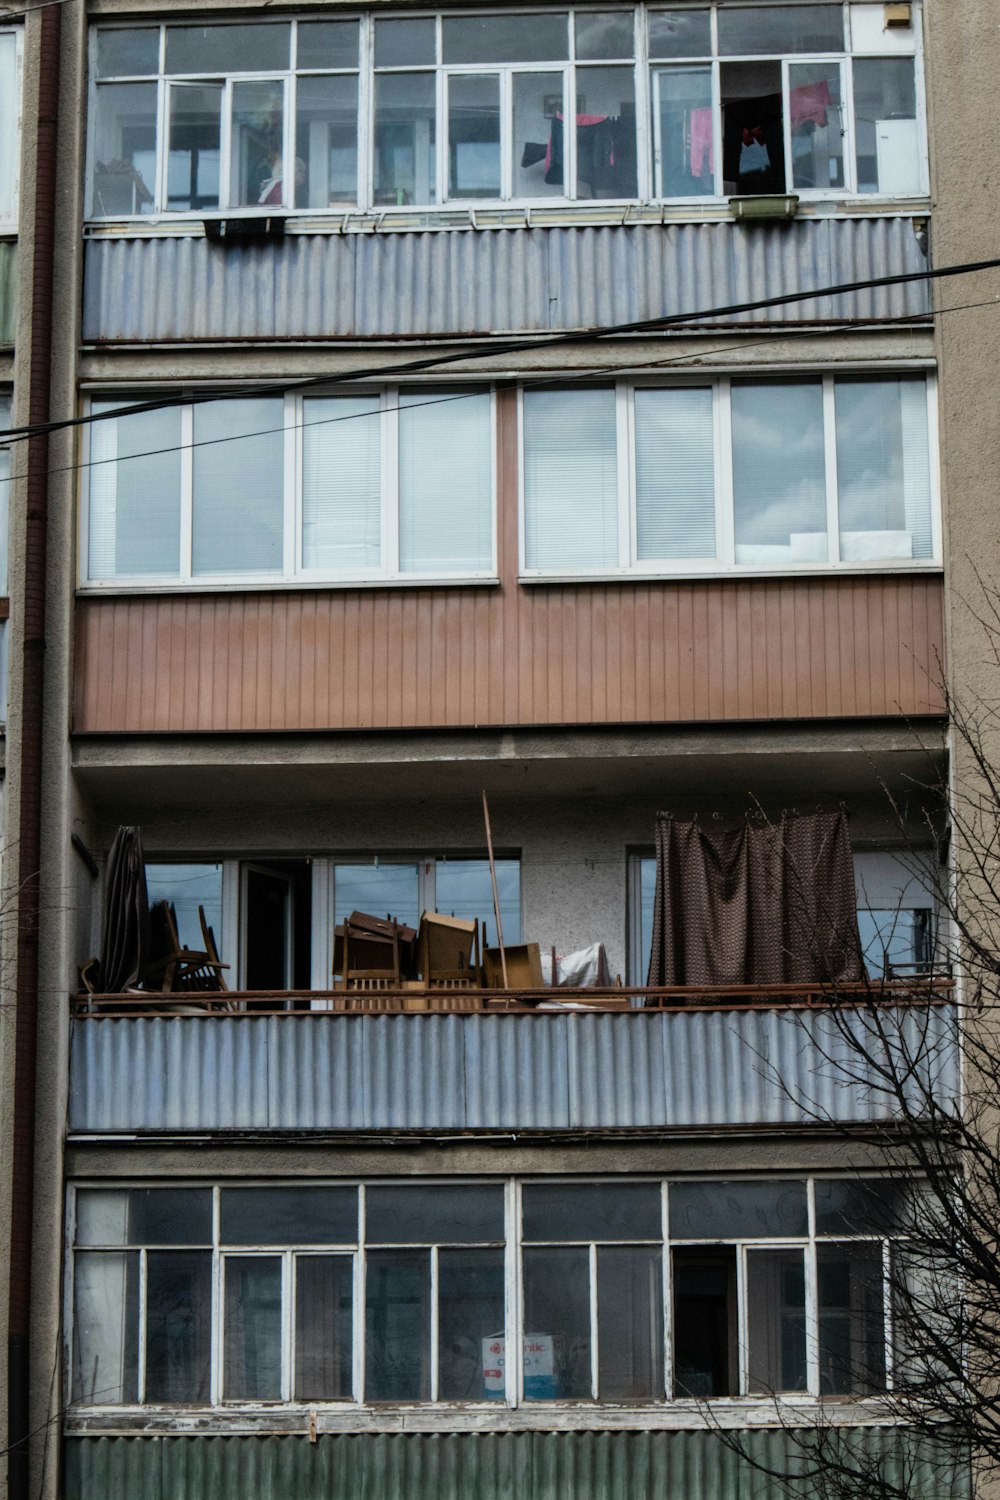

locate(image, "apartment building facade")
[[1, 0, 997, 1495]]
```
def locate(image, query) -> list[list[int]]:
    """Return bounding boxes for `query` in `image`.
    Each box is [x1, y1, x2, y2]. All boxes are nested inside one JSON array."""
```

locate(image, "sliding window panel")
[[597, 1246, 664, 1399], [745, 1248, 808, 1395], [435, 858, 520, 947], [634, 387, 716, 561], [817, 1242, 886, 1394], [333, 863, 420, 938], [788, 62, 844, 191], [88, 405, 182, 579], [373, 73, 437, 207], [167, 84, 222, 213], [294, 1255, 354, 1400], [521, 1247, 592, 1399], [523, 388, 619, 570], [835, 377, 933, 562], [91, 83, 158, 216], [364, 1250, 431, 1401], [438, 1249, 506, 1400], [672, 1248, 737, 1398], [231, 80, 286, 209], [448, 75, 501, 200], [575, 67, 637, 199], [223, 1257, 283, 1400], [145, 1251, 212, 1402], [652, 66, 715, 197], [192, 399, 285, 575], [853, 58, 919, 195], [295, 76, 359, 209], [144, 865, 223, 955], [302, 398, 381, 571], [731, 381, 827, 566], [513, 72, 565, 198], [72, 1252, 140, 1405], [397, 390, 493, 573]]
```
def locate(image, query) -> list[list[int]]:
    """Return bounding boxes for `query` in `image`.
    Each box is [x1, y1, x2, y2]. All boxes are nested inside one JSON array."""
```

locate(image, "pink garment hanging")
[[689, 107, 714, 178], [789, 79, 832, 129]]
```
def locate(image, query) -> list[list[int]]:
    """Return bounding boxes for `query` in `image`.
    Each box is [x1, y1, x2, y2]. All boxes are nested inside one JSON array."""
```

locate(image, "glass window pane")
[[633, 855, 656, 985], [145, 1251, 212, 1402], [302, 398, 380, 568], [853, 58, 919, 195], [166, 24, 290, 75], [375, 19, 436, 68], [230, 80, 286, 208], [648, 10, 712, 59], [513, 72, 565, 198], [522, 1247, 591, 1398], [364, 1249, 430, 1400], [598, 1246, 663, 1399], [76, 1190, 128, 1247], [818, 1243, 886, 1394], [732, 381, 827, 565], [575, 67, 637, 198], [443, 13, 568, 64], [435, 859, 520, 949], [221, 1186, 359, 1245], [224, 1257, 283, 1399], [635, 387, 716, 558], [374, 72, 437, 206], [815, 1179, 909, 1236], [0, 38, 14, 224], [523, 1182, 661, 1242], [858, 907, 934, 977], [167, 84, 222, 212], [295, 76, 358, 207], [398, 390, 493, 573], [789, 62, 844, 191], [72, 1252, 140, 1405], [144, 864, 223, 956], [523, 389, 618, 570], [92, 83, 158, 215], [438, 1248, 506, 1400], [88, 404, 182, 577], [297, 21, 359, 71], [669, 1181, 808, 1239], [836, 378, 932, 561], [126, 1189, 213, 1246], [448, 75, 501, 199], [746, 1248, 808, 1394], [295, 1256, 354, 1399], [96, 29, 160, 78], [717, 6, 843, 55], [575, 12, 634, 60], [652, 65, 714, 197], [672, 1248, 735, 1396], [192, 399, 284, 574], [333, 863, 420, 933], [366, 1184, 504, 1244]]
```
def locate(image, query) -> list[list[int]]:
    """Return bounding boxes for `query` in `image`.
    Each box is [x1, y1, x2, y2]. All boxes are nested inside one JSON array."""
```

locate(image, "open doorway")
[[241, 859, 312, 995]]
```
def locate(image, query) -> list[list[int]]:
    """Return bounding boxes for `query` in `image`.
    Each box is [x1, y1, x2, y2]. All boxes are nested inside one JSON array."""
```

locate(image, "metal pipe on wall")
[[8, 8, 61, 1498]]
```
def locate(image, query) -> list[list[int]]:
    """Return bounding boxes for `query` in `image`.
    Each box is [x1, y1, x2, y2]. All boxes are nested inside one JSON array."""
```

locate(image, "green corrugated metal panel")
[[63, 1428, 970, 1500], [0, 241, 16, 346]]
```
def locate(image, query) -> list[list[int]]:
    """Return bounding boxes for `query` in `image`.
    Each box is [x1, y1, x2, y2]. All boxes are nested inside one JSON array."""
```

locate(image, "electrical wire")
[[1, 252, 998, 446]]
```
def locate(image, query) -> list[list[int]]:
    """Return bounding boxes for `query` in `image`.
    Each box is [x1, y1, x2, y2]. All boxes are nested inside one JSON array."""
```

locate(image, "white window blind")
[[0, 36, 17, 225], [523, 388, 619, 570], [835, 378, 932, 562], [88, 404, 182, 579], [398, 390, 492, 573], [302, 397, 381, 571], [731, 381, 827, 566], [192, 399, 285, 575], [635, 387, 716, 561]]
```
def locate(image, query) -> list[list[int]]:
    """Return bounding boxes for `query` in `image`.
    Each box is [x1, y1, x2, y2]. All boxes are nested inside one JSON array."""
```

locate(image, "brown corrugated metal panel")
[[73, 571, 945, 735]]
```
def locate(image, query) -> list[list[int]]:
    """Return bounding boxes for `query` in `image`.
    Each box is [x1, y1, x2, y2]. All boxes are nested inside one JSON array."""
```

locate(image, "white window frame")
[[65, 1174, 903, 1417], [519, 370, 941, 583], [0, 28, 23, 233], [78, 386, 499, 591], [84, 5, 926, 223]]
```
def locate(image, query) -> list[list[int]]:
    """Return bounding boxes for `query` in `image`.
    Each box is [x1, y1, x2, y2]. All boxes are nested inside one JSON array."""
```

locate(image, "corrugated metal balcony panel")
[[68, 1006, 958, 1135], [62, 1430, 969, 1500], [82, 217, 929, 343], [0, 240, 15, 345]]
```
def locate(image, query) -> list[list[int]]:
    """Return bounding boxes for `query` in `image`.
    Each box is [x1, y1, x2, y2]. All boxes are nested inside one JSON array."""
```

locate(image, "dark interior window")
[[672, 1247, 737, 1396], [721, 61, 785, 195]]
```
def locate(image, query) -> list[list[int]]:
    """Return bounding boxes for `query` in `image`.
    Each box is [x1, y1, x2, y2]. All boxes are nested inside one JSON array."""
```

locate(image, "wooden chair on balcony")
[[333, 917, 403, 990], [141, 900, 230, 997]]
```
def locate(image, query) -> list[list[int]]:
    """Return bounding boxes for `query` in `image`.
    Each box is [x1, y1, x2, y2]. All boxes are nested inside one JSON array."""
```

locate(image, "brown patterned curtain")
[[646, 809, 863, 987]]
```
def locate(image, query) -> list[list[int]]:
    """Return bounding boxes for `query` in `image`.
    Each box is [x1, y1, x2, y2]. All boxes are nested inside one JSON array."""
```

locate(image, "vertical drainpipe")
[[8, 7, 60, 1499]]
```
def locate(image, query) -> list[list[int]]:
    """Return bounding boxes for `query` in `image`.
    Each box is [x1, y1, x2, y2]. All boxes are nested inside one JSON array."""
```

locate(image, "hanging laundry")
[[790, 78, 832, 129], [738, 124, 771, 176], [689, 106, 715, 178]]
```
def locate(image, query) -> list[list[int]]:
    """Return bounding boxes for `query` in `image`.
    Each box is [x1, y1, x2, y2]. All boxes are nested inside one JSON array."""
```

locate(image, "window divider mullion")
[[589, 1241, 599, 1400], [736, 1244, 748, 1396], [508, 1178, 522, 1407], [356, 1186, 366, 1405], [285, 393, 298, 580], [617, 382, 632, 569], [180, 403, 194, 580], [882, 1239, 894, 1392], [358, 16, 372, 214], [138, 1247, 148, 1404], [842, 56, 857, 195], [221, 78, 233, 212], [661, 1180, 671, 1400], [430, 1244, 440, 1402], [823, 375, 840, 564], [283, 1251, 294, 1403], [437, 66, 448, 205], [712, 60, 722, 197], [211, 1190, 222, 1405], [804, 1240, 820, 1397]]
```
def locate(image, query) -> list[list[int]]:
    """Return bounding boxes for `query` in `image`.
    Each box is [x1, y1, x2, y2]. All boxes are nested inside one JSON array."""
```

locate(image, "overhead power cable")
[[1, 253, 998, 447]]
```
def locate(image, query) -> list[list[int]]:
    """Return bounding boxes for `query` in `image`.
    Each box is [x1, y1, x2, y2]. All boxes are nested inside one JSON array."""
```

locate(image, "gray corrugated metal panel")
[[0, 240, 16, 345], [82, 217, 928, 343], [62, 1429, 969, 1500], [69, 1005, 957, 1135]]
